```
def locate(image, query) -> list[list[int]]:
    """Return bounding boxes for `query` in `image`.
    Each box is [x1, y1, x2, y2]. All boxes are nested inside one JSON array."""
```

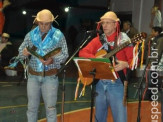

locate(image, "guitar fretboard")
[[104, 32, 147, 58], [104, 41, 131, 58]]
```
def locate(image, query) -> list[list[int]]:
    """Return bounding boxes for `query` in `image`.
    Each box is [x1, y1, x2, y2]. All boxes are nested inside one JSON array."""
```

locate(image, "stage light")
[[22, 10, 27, 15], [64, 7, 69, 12]]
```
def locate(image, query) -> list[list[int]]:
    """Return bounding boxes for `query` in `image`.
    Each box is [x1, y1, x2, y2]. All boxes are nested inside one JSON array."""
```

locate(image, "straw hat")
[[99, 11, 120, 22], [2, 32, 10, 38], [3, 0, 11, 8], [96, 11, 120, 40], [33, 9, 58, 24]]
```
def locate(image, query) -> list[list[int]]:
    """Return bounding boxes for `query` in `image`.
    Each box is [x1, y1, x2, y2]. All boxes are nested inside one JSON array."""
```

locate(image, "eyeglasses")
[[2, 37, 9, 39], [101, 21, 115, 25]]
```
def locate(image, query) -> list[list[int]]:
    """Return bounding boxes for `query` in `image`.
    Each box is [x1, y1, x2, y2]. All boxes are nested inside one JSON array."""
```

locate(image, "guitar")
[[78, 32, 147, 85]]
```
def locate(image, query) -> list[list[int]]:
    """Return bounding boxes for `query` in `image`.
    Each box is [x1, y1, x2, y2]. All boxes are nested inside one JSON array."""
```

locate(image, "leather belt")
[[29, 67, 58, 76]]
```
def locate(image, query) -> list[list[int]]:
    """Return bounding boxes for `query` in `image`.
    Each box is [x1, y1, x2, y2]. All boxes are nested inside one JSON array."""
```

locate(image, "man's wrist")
[[126, 63, 129, 68]]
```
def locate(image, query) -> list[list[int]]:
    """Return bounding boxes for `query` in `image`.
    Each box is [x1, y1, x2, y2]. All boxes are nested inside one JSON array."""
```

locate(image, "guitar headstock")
[[132, 32, 147, 43]]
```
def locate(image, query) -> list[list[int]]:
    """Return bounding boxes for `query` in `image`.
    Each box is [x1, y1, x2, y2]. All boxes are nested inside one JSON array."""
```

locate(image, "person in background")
[[0, 0, 5, 35], [143, 26, 163, 120], [150, 5, 162, 28], [0, 32, 13, 74], [121, 20, 139, 81], [79, 11, 135, 122], [18, 9, 69, 122], [144, 26, 162, 62], [144, 26, 163, 97], [148, 26, 162, 49], [0, 0, 11, 35], [121, 20, 139, 39]]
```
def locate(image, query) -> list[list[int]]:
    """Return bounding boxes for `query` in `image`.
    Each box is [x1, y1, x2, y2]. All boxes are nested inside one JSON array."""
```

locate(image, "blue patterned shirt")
[[18, 26, 69, 72]]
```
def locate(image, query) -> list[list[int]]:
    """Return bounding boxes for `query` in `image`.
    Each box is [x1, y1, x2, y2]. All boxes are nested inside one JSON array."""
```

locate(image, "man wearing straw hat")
[[0, 32, 13, 74], [18, 9, 68, 122], [79, 11, 136, 122]]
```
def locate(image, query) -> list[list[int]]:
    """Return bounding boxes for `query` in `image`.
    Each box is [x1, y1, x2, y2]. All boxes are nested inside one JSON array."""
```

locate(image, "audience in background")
[[149, 5, 162, 28], [0, 0, 11, 35], [0, 32, 13, 75], [143, 26, 163, 120], [0, 0, 5, 35], [144, 26, 163, 99], [121, 20, 139, 39], [121, 20, 139, 80]]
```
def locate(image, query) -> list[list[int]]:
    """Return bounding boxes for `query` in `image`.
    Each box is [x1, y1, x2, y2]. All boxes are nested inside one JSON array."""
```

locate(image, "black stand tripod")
[[136, 58, 150, 122], [76, 60, 115, 122], [56, 32, 98, 122], [89, 68, 97, 122]]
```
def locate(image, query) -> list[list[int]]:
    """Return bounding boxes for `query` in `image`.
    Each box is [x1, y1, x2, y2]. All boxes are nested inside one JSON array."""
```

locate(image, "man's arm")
[[114, 46, 134, 71], [53, 36, 69, 65], [79, 37, 102, 58], [18, 33, 31, 59]]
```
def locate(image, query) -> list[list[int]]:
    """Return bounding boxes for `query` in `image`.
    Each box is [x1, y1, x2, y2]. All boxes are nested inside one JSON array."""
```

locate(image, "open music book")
[[73, 57, 116, 80], [26, 47, 61, 60]]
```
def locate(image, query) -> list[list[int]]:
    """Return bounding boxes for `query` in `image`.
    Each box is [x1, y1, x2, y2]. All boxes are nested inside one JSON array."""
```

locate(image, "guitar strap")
[[99, 34, 127, 85]]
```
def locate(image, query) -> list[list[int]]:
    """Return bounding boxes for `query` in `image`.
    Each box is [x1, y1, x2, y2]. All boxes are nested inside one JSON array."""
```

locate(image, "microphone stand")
[[56, 32, 97, 122], [89, 68, 96, 122]]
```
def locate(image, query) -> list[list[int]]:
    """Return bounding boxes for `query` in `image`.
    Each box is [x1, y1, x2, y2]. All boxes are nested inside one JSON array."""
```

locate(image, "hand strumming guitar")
[[113, 60, 129, 71]]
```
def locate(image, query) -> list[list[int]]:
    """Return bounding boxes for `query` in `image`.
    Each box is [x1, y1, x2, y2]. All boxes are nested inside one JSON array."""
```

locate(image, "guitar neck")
[[100, 32, 147, 59], [104, 41, 131, 58]]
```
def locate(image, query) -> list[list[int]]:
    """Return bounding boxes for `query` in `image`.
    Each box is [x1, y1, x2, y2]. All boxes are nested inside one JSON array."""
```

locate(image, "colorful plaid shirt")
[[18, 26, 69, 72]]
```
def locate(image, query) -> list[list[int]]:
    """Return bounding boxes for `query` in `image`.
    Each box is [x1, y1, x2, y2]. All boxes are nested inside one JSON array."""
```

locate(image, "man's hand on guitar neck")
[[113, 60, 129, 71]]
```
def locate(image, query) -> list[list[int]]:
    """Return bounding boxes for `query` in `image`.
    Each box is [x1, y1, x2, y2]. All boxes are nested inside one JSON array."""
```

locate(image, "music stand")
[[76, 60, 116, 122]]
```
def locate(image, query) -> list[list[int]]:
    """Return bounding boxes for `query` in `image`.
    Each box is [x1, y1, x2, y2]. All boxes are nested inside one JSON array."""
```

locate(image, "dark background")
[[2, 0, 132, 37], [1, 0, 132, 56]]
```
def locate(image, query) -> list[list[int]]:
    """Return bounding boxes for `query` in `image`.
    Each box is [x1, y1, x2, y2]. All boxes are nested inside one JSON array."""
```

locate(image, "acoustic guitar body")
[[95, 49, 107, 58], [79, 71, 93, 85]]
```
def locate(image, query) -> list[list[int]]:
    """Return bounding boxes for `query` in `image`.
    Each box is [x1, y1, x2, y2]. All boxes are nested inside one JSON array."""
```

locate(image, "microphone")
[[86, 30, 102, 34]]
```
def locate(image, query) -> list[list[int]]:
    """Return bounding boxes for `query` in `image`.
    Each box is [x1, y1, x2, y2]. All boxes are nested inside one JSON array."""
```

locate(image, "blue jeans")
[[27, 74, 59, 122], [95, 79, 127, 122]]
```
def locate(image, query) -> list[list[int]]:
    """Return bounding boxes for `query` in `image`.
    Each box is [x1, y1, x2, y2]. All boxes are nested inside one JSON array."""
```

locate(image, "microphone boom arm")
[[56, 33, 96, 75]]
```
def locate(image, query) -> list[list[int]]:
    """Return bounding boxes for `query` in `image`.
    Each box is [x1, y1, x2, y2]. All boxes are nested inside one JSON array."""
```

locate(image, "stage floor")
[[39, 101, 161, 122], [0, 62, 162, 122]]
